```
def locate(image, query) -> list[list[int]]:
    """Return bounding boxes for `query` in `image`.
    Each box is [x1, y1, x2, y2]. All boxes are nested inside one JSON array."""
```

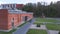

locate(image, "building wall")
[[21, 13, 33, 21], [16, 4, 24, 9], [8, 13, 33, 29], [0, 9, 8, 30], [1, 4, 24, 9], [8, 14, 21, 29], [0, 9, 33, 31]]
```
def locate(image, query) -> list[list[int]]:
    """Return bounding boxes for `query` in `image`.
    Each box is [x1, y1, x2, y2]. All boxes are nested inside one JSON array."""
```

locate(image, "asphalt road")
[[13, 19, 35, 34]]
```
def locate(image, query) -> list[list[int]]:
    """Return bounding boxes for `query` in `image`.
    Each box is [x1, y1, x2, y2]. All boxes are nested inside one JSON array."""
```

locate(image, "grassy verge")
[[27, 29, 47, 34], [36, 18, 59, 22], [34, 18, 60, 24], [0, 29, 16, 34], [34, 22, 43, 25], [18, 21, 27, 27], [46, 24, 60, 30]]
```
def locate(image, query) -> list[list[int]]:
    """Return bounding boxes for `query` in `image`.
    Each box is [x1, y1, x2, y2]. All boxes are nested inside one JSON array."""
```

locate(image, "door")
[[11, 18, 14, 29], [25, 16, 28, 21]]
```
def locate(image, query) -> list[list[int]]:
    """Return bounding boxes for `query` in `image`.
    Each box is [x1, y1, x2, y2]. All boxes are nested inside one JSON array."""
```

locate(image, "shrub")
[[37, 24, 40, 27]]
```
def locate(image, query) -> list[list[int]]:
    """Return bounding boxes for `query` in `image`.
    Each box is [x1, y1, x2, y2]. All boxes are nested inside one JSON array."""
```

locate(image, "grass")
[[34, 18, 60, 30], [46, 24, 60, 30], [36, 18, 59, 22], [34, 18, 60, 24], [0, 29, 16, 34], [0, 21, 28, 34], [18, 21, 27, 27], [27, 29, 47, 34]]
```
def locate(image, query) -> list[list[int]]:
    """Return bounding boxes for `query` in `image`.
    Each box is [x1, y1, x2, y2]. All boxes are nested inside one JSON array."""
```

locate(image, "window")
[[8, 5, 9, 7], [13, 4, 15, 8], [11, 18, 14, 27], [25, 16, 28, 21], [22, 16, 25, 21], [2, 5, 4, 8], [11, 18, 14, 23]]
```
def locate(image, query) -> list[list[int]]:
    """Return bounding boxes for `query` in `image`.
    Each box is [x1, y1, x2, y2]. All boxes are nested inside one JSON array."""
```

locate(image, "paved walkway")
[[48, 30, 59, 34], [13, 19, 35, 34], [30, 24, 47, 30]]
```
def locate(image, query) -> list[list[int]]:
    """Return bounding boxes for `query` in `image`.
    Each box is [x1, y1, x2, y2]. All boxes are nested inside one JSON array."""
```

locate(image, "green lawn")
[[0, 29, 16, 34], [34, 18, 60, 30], [27, 29, 47, 34], [34, 18, 60, 24], [46, 24, 60, 30]]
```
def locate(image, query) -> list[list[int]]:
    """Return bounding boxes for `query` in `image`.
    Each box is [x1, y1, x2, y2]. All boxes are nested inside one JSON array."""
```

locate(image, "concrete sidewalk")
[[30, 24, 47, 30], [48, 30, 59, 34], [13, 19, 35, 34]]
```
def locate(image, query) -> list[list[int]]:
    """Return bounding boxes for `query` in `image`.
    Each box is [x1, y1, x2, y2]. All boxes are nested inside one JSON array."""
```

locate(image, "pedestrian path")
[[48, 30, 59, 34], [13, 19, 35, 34], [30, 24, 47, 30]]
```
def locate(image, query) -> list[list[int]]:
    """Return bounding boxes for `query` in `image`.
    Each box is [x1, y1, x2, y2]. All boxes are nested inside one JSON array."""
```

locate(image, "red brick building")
[[16, 4, 24, 9], [0, 4, 33, 32]]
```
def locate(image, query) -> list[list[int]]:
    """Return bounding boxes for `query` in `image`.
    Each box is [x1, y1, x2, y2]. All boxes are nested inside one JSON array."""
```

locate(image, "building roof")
[[8, 9, 33, 14], [0, 4, 33, 14]]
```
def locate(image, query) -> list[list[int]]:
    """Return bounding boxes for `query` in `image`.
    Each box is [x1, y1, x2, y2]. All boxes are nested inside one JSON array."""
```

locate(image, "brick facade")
[[16, 4, 24, 9], [0, 9, 33, 32], [0, 9, 8, 30]]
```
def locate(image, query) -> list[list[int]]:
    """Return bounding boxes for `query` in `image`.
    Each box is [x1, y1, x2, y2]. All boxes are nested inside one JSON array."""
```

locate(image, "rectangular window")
[[22, 16, 25, 21]]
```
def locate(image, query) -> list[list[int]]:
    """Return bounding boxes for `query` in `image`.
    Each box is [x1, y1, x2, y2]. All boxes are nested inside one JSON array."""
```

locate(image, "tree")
[[22, 1, 60, 17]]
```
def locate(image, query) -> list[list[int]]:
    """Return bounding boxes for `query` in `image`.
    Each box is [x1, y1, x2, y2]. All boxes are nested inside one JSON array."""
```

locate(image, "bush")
[[37, 24, 40, 27]]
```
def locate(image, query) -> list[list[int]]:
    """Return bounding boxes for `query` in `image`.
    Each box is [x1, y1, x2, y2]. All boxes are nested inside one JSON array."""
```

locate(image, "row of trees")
[[22, 1, 60, 17]]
